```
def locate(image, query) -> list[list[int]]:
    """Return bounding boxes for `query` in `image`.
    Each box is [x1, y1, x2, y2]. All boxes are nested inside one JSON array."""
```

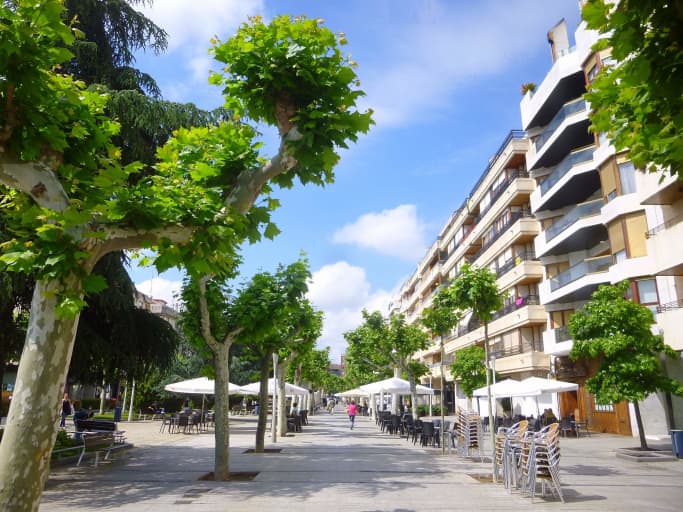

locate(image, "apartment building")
[[396, 9, 683, 439], [522, 17, 683, 437], [397, 130, 549, 413]]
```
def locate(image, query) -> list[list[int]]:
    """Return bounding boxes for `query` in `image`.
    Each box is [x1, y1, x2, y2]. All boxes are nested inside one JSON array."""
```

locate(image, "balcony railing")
[[449, 294, 540, 339], [540, 146, 594, 195], [490, 340, 543, 359], [495, 251, 537, 278], [546, 198, 603, 242], [477, 168, 529, 223], [657, 299, 683, 313], [534, 98, 587, 152], [473, 210, 534, 262], [491, 295, 540, 322], [549, 255, 611, 292]]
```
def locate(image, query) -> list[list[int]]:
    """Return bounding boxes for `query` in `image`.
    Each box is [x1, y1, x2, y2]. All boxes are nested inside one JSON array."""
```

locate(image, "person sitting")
[[542, 408, 557, 425], [73, 407, 94, 440]]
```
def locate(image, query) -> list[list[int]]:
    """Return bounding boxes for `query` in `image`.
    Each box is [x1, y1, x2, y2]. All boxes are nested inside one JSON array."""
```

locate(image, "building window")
[[614, 249, 627, 263], [618, 161, 636, 194], [635, 279, 658, 315], [587, 63, 599, 82]]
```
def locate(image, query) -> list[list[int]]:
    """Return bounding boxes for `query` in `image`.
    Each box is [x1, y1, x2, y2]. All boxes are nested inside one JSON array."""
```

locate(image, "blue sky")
[[130, 0, 581, 362]]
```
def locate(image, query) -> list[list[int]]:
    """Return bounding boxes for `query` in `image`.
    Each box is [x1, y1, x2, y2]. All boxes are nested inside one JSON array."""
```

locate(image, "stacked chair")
[[494, 419, 528, 486], [455, 408, 483, 461], [519, 422, 564, 502]]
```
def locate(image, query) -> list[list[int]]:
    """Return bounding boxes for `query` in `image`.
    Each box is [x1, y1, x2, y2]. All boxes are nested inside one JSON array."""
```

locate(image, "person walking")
[[59, 392, 72, 428], [348, 399, 358, 430]]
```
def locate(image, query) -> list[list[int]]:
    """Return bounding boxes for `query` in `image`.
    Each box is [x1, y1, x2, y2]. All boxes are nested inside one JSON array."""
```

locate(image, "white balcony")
[[656, 304, 683, 351], [609, 256, 654, 284], [527, 100, 590, 171], [535, 199, 605, 258], [497, 258, 544, 292], [530, 146, 596, 213], [601, 192, 644, 226], [520, 49, 583, 130], [475, 216, 539, 269], [542, 326, 574, 356], [540, 255, 612, 305], [646, 214, 683, 276], [494, 351, 550, 374]]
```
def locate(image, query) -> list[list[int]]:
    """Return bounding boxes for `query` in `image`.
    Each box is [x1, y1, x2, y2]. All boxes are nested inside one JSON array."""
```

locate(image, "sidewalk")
[[40, 411, 683, 511]]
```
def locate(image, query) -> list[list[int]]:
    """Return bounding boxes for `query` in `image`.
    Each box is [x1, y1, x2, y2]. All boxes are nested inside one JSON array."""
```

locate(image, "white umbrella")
[[337, 388, 368, 397], [518, 376, 578, 394], [359, 377, 434, 395], [472, 378, 541, 398], [239, 378, 308, 396], [164, 377, 242, 394]]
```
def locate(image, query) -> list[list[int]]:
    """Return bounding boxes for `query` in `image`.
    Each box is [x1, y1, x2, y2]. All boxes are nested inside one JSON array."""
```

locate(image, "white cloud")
[[135, 277, 183, 309], [362, 0, 571, 128], [307, 262, 394, 363], [332, 204, 427, 261], [139, 0, 263, 52], [138, 0, 263, 96]]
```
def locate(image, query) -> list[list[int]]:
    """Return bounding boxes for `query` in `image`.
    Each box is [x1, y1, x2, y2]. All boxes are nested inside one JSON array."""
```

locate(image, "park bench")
[[76, 431, 126, 466], [75, 419, 126, 444]]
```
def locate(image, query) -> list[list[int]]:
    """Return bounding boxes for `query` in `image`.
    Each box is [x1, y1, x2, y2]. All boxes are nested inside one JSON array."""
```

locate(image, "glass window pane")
[[618, 161, 636, 194], [637, 279, 657, 304]]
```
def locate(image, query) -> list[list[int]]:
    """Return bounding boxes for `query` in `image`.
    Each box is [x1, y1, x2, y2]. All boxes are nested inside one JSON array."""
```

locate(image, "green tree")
[[274, 300, 323, 436], [345, 311, 429, 418], [178, 259, 312, 475], [422, 285, 463, 452], [61, 0, 167, 97], [450, 344, 492, 399], [582, 0, 683, 179], [289, 347, 331, 390], [0, 3, 371, 506], [232, 261, 313, 452], [446, 264, 503, 465], [569, 281, 683, 450]]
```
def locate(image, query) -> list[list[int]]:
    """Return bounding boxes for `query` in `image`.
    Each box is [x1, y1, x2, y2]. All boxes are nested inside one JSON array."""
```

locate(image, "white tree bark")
[[212, 344, 232, 480], [0, 275, 82, 512], [277, 361, 288, 437]]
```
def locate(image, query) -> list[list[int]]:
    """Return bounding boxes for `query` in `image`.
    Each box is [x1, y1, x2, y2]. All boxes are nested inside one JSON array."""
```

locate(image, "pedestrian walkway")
[[40, 412, 683, 511]]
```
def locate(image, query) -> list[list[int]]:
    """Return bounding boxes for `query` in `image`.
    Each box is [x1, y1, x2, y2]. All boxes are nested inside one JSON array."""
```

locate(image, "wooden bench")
[[77, 431, 129, 467]]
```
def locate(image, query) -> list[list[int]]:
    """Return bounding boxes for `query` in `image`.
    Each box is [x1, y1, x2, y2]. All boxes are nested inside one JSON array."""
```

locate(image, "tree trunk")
[[277, 361, 287, 437], [408, 373, 417, 421], [440, 334, 446, 455], [212, 342, 232, 480], [0, 276, 82, 512], [98, 377, 106, 414], [632, 400, 649, 450], [483, 321, 496, 479], [254, 354, 270, 452]]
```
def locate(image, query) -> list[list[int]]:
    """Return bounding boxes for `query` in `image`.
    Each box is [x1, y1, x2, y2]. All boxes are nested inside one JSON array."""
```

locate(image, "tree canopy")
[[450, 344, 489, 399], [344, 310, 429, 416], [583, 0, 683, 179], [0, 2, 371, 506], [569, 281, 683, 449]]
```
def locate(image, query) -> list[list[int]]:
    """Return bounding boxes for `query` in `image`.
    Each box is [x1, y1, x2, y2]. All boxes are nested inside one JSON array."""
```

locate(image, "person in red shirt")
[[347, 400, 358, 430]]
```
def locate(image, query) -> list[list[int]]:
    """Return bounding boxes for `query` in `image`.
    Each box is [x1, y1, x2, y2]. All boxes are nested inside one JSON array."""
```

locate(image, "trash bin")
[[671, 430, 683, 458], [114, 406, 122, 422]]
